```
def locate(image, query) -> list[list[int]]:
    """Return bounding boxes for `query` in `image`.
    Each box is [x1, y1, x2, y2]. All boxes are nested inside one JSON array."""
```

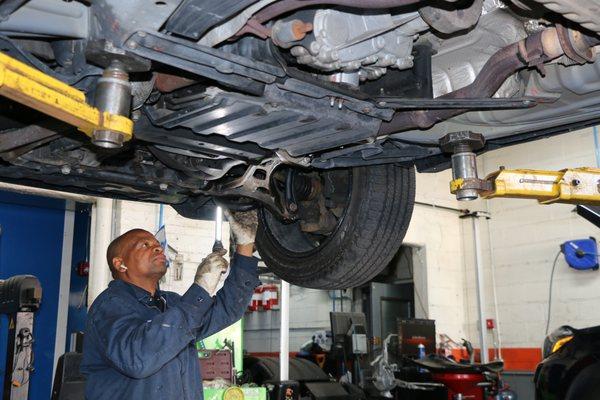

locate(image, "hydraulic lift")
[[440, 131, 600, 205], [0, 52, 133, 149], [2, 51, 600, 206]]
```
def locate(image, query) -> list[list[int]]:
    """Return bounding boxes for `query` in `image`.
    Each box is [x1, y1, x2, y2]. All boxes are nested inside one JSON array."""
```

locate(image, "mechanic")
[[80, 209, 260, 400]]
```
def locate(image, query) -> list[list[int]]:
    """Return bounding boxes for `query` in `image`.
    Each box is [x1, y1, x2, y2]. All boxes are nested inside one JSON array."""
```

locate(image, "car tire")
[[256, 164, 415, 289]]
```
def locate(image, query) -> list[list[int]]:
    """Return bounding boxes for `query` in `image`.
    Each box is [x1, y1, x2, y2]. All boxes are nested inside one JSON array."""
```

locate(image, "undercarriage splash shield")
[[145, 86, 381, 157]]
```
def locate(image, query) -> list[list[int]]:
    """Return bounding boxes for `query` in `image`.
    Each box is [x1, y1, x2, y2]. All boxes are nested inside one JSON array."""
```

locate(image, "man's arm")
[[193, 209, 259, 338], [87, 284, 214, 379], [236, 243, 254, 257], [195, 249, 260, 339]]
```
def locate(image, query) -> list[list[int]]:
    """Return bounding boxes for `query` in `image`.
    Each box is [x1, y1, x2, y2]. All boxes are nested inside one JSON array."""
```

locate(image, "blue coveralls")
[[80, 254, 260, 400]]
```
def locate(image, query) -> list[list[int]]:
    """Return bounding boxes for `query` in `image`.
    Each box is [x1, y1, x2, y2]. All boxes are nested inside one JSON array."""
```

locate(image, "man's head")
[[106, 229, 167, 282]]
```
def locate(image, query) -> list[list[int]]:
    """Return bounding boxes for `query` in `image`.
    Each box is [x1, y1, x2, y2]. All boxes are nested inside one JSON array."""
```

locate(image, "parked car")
[[0, 0, 599, 288], [535, 325, 600, 400]]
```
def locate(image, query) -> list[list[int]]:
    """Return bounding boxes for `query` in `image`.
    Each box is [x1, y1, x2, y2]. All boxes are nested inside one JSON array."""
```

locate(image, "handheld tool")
[[212, 205, 224, 253]]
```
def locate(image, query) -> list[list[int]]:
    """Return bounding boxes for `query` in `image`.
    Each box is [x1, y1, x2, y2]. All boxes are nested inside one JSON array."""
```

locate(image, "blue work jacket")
[[80, 254, 260, 400]]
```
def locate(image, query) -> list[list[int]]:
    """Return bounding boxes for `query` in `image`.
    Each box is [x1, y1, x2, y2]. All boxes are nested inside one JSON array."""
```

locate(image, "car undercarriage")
[[1, 0, 599, 287]]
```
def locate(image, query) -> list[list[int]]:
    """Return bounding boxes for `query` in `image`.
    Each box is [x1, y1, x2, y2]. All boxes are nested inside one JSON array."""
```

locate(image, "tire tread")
[[256, 165, 415, 289]]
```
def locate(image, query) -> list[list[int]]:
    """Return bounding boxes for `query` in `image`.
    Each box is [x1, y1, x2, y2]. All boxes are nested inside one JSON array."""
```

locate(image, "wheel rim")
[[261, 168, 353, 256]]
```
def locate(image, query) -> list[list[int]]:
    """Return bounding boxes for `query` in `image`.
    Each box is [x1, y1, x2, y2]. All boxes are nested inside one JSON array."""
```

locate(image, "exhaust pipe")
[[379, 27, 600, 136]]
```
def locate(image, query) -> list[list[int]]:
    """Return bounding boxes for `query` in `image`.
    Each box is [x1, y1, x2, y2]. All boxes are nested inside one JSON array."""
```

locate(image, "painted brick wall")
[[405, 169, 468, 343]]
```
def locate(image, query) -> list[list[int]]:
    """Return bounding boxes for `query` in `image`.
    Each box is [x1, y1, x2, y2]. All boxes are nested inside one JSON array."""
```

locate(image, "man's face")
[[121, 230, 167, 279]]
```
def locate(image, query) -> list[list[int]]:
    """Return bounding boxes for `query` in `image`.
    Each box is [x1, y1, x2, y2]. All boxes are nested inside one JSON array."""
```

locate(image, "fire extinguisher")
[[262, 286, 273, 311], [262, 284, 279, 310], [248, 288, 262, 312], [77, 261, 90, 277]]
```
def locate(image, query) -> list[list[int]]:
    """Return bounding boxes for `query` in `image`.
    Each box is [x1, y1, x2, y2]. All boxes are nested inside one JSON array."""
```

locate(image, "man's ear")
[[113, 257, 127, 272]]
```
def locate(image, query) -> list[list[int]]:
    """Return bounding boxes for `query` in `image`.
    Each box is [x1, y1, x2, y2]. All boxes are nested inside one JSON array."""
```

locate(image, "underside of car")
[[0, 0, 599, 288]]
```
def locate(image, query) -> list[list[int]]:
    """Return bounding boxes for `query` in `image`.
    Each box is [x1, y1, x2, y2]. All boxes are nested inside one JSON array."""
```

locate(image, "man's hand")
[[224, 209, 258, 246], [195, 249, 228, 296]]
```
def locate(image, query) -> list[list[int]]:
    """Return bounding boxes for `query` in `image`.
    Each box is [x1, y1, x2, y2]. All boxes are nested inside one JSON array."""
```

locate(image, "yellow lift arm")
[[0, 52, 133, 146], [451, 167, 600, 205], [440, 132, 600, 205]]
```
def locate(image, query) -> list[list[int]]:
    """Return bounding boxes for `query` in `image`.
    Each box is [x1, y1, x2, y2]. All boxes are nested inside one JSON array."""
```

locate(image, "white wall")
[[404, 169, 469, 341]]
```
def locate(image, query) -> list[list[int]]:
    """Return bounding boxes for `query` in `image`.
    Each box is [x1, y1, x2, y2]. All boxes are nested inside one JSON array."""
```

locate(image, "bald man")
[[80, 210, 260, 400]]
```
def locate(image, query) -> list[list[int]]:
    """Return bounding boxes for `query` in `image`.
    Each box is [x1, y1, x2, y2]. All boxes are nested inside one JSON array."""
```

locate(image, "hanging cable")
[[479, 154, 502, 360], [545, 250, 563, 335], [593, 126, 600, 168], [77, 285, 88, 310], [79, 206, 92, 309], [11, 328, 34, 387], [483, 200, 502, 359], [412, 250, 430, 319]]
